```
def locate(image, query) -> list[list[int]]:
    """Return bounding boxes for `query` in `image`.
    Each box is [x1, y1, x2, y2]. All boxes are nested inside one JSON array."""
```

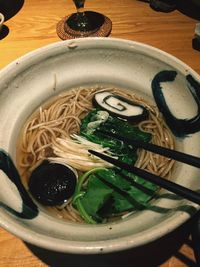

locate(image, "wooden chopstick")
[[88, 149, 200, 205], [97, 130, 200, 168]]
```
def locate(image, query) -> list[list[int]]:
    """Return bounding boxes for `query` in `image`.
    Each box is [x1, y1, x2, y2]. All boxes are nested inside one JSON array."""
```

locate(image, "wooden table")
[[0, 0, 199, 266]]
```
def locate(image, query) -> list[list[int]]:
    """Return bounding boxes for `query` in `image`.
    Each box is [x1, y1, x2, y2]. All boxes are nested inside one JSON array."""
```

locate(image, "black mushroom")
[[28, 160, 77, 206], [92, 91, 149, 123]]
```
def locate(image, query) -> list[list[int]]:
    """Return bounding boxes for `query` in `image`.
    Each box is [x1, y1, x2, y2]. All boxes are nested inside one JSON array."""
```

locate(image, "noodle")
[[16, 86, 175, 222]]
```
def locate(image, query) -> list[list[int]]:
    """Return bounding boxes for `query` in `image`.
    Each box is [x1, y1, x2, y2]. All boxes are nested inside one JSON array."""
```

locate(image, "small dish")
[[0, 13, 4, 32]]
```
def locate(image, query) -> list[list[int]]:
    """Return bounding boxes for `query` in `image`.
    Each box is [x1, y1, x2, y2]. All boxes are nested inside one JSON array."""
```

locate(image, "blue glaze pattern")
[[152, 70, 200, 137], [0, 150, 38, 219]]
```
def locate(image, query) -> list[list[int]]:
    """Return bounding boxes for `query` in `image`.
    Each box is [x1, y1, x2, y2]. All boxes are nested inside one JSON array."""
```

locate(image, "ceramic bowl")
[[0, 13, 4, 32], [0, 38, 199, 254]]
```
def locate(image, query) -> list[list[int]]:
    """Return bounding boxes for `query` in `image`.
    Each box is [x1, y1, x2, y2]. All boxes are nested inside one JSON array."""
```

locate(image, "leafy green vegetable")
[[73, 168, 107, 224], [79, 172, 113, 222], [80, 109, 151, 165], [73, 109, 158, 223], [79, 169, 158, 222], [81, 109, 151, 143]]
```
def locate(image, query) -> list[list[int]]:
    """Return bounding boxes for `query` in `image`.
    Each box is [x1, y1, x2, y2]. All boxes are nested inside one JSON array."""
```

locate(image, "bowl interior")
[[0, 38, 199, 254]]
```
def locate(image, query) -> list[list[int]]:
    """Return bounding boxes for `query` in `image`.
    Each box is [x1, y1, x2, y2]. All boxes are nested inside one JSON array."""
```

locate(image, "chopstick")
[[97, 130, 200, 168], [88, 149, 200, 205]]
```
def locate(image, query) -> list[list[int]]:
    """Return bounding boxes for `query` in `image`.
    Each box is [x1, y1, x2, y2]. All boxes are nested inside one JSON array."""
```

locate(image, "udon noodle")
[[16, 86, 175, 222]]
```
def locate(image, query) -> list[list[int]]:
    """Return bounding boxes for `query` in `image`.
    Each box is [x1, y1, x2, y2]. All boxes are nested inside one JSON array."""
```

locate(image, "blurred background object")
[[56, 0, 112, 40], [0, 0, 24, 21], [176, 0, 200, 20], [140, 0, 200, 19], [149, 0, 177, 12], [0, 12, 4, 31], [0, 0, 24, 39], [192, 23, 200, 51]]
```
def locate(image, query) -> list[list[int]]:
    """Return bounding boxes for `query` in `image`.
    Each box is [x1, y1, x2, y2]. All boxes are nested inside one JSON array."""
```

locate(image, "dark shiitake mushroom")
[[93, 91, 149, 123], [28, 160, 77, 206]]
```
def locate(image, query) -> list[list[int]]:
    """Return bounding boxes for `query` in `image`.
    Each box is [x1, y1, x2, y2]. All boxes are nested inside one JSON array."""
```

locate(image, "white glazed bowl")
[[0, 38, 199, 254], [0, 13, 4, 32]]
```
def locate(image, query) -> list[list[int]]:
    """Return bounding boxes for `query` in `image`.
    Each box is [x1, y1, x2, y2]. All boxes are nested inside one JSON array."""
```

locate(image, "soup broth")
[[16, 85, 175, 223]]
